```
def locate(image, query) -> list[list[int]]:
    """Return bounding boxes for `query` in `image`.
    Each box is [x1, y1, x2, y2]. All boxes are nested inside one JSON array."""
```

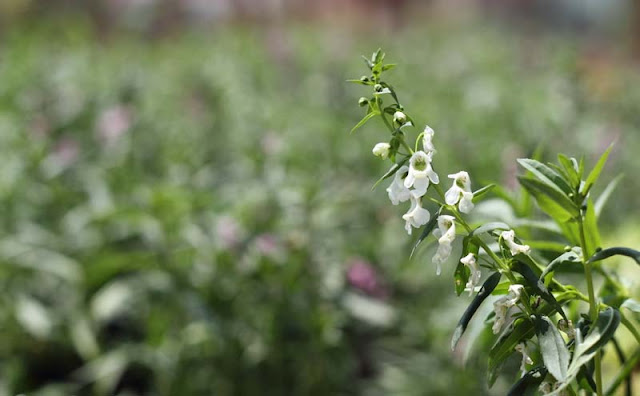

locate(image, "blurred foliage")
[[0, 14, 639, 396]]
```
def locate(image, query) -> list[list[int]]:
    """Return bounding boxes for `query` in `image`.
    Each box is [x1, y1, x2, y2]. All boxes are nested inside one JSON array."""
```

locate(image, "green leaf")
[[588, 247, 640, 265], [513, 259, 567, 320], [535, 315, 570, 382], [582, 198, 601, 257], [372, 158, 408, 190], [350, 111, 378, 134], [472, 184, 496, 203], [595, 174, 623, 218], [381, 64, 396, 72], [576, 364, 597, 393], [557, 154, 581, 187], [454, 236, 479, 296], [346, 79, 373, 86], [539, 249, 581, 283], [361, 55, 374, 70], [372, 48, 384, 64], [620, 298, 640, 313], [518, 158, 573, 195], [527, 240, 568, 253], [507, 367, 548, 396], [582, 145, 613, 195], [488, 318, 535, 386], [518, 176, 579, 219], [409, 207, 442, 258], [471, 222, 510, 237], [451, 272, 502, 351]]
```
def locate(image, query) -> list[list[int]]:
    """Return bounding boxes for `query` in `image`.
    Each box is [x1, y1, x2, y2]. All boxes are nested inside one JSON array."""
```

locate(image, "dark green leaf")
[[409, 207, 442, 258], [507, 367, 548, 396], [472, 184, 496, 203], [518, 176, 579, 218], [535, 315, 570, 382], [577, 364, 597, 393], [488, 318, 535, 385], [454, 236, 479, 296], [588, 247, 640, 265], [583, 145, 613, 195], [451, 272, 502, 351], [518, 158, 573, 195], [513, 259, 567, 320], [350, 111, 378, 134], [539, 249, 581, 283]]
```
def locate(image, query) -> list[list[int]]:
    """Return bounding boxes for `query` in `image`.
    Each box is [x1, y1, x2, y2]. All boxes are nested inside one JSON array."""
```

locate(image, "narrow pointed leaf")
[[507, 367, 548, 396], [535, 315, 570, 382], [471, 222, 510, 237], [518, 158, 573, 195], [513, 259, 567, 320], [454, 236, 479, 296], [451, 272, 501, 351], [582, 198, 601, 256], [350, 111, 378, 134], [409, 207, 442, 258], [372, 157, 408, 190], [583, 145, 613, 195], [539, 250, 581, 282], [518, 176, 579, 218], [620, 298, 640, 313], [588, 247, 640, 265], [595, 174, 623, 218], [472, 184, 496, 203]]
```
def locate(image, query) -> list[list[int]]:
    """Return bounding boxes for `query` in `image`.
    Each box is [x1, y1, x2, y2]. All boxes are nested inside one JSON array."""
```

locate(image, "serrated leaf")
[[535, 315, 570, 382], [518, 158, 573, 195], [409, 207, 442, 258], [507, 367, 548, 396], [588, 247, 640, 265], [595, 174, 622, 218], [513, 259, 567, 320], [350, 111, 378, 134], [582, 145, 613, 195], [472, 184, 496, 203], [451, 272, 501, 351]]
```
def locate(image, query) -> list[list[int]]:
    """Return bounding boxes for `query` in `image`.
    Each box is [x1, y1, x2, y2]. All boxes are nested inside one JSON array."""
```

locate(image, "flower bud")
[[360, 76, 369, 83], [374, 84, 383, 92], [372, 142, 391, 159], [358, 97, 369, 107], [393, 111, 407, 125]]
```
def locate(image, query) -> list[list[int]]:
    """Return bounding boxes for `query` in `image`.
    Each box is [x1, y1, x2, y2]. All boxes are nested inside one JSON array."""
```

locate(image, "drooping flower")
[[460, 253, 481, 296], [372, 142, 391, 159], [386, 165, 411, 205], [432, 215, 456, 275], [492, 284, 525, 334], [402, 195, 431, 235], [501, 230, 531, 256], [404, 151, 439, 197], [444, 171, 474, 214], [422, 125, 436, 153], [515, 343, 534, 377]]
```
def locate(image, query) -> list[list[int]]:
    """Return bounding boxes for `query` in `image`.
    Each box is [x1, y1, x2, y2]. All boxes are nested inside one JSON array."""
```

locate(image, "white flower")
[[501, 230, 531, 256], [372, 142, 391, 159], [515, 343, 534, 377], [386, 165, 411, 205], [404, 151, 439, 197], [444, 171, 474, 214], [460, 253, 481, 296], [492, 284, 524, 334], [432, 215, 456, 275], [402, 195, 431, 235], [422, 125, 436, 153], [393, 111, 407, 125]]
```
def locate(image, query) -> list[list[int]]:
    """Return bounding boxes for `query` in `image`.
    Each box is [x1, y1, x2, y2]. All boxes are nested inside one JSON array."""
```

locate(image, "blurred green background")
[[1, 1, 640, 395]]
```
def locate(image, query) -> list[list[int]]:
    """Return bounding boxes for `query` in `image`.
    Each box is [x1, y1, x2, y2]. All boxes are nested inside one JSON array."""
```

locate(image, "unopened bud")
[[374, 84, 383, 92], [360, 76, 369, 83], [393, 111, 407, 125], [372, 142, 391, 159], [358, 97, 369, 107]]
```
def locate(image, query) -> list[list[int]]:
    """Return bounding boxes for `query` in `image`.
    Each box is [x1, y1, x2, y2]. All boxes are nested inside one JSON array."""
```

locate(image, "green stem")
[[605, 347, 640, 396], [578, 215, 603, 396]]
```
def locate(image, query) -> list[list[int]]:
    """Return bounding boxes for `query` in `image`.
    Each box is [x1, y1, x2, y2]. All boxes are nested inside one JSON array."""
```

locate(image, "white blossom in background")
[[422, 125, 436, 153], [386, 165, 411, 205], [492, 284, 525, 334], [372, 142, 391, 159], [444, 171, 474, 213], [402, 195, 431, 235], [515, 343, 534, 377], [501, 230, 531, 256], [460, 253, 481, 296], [404, 151, 439, 197], [432, 215, 456, 275]]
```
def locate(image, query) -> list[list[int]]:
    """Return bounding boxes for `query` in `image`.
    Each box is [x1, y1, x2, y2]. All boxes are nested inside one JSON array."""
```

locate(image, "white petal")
[[445, 186, 461, 205], [459, 192, 475, 214], [428, 167, 439, 184], [412, 177, 429, 197]]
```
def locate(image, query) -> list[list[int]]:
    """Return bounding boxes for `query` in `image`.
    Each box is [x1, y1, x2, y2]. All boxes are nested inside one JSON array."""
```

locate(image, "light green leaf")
[[582, 145, 613, 195], [583, 198, 601, 257], [350, 111, 378, 134], [518, 158, 573, 195], [472, 184, 496, 203], [518, 176, 579, 218], [595, 174, 623, 218]]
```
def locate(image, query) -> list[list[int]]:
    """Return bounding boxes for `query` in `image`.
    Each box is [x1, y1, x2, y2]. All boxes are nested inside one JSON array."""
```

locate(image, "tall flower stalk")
[[349, 49, 640, 396]]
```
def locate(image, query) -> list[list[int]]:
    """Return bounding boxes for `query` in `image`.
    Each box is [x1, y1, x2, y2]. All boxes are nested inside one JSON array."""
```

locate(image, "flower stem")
[[578, 215, 603, 396]]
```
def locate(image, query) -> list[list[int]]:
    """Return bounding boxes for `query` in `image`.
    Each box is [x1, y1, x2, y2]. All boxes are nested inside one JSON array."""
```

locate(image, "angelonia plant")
[[349, 49, 640, 395]]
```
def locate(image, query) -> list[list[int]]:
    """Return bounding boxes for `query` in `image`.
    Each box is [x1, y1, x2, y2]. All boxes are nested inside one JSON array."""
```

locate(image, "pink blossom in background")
[[215, 216, 243, 250], [53, 138, 80, 169], [255, 233, 280, 257], [346, 258, 388, 299], [96, 105, 132, 145]]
